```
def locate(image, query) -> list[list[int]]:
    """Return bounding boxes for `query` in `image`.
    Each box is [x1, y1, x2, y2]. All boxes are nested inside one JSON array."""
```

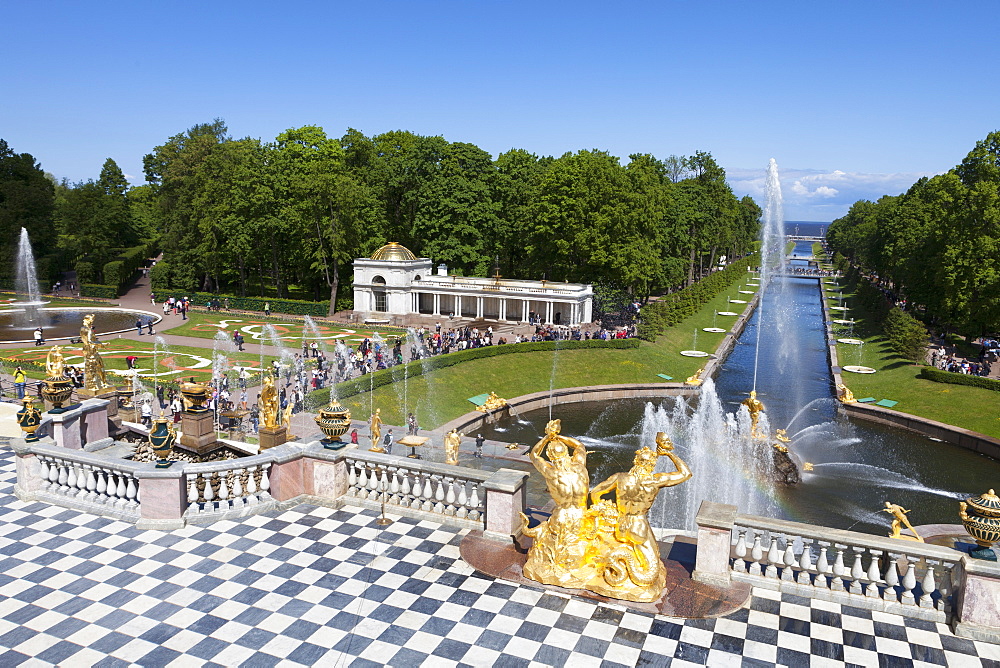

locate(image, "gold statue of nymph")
[[259, 372, 280, 429], [742, 390, 765, 439], [883, 501, 923, 542], [587, 433, 692, 602], [46, 345, 65, 378], [80, 314, 109, 391], [444, 429, 463, 465]]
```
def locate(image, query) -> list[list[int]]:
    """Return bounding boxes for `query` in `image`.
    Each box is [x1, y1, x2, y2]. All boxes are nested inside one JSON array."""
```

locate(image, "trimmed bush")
[[157, 292, 329, 317], [638, 255, 758, 340], [102, 260, 124, 288], [75, 261, 96, 285], [80, 284, 119, 299], [307, 338, 640, 406], [918, 366, 1000, 392]]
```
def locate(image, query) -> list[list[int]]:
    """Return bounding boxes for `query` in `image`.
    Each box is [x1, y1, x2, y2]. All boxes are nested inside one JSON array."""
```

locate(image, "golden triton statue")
[[837, 383, 856, 404], [259, 373, 280, 429], [684, 367, 704, 386], [444, 429, 462, 465], [883, 501, 923, 542], [587, 433, 692, 602], [520, 420, 593, 588], [519, 425, 693, 603], [80, 314, 110, 391], [742, 390, 765, 439], [478, 391, 508, 412]]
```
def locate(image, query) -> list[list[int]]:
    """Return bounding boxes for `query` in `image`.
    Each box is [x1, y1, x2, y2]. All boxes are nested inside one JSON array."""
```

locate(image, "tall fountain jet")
[[14, 227, 46, 325]]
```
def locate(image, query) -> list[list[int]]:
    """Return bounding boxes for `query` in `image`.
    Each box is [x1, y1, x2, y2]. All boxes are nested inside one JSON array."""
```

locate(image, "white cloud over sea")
[[727, 167, 943, 221]]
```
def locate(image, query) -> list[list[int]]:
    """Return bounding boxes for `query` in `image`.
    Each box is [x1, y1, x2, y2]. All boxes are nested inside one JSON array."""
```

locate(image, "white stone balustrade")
[[344, 451, 489, 529], [183, 457, 274, 522]]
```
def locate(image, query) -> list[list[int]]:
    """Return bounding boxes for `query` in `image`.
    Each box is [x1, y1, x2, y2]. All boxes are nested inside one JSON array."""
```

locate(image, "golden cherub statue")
[[742, 390, 765, 439], [883, 501, 923, 542], [837, 383, 856, 404], [45, 346, 65, 378], [259, 372, 280, 429], [444, 429, 463, 465], [80, 314, 110, 391]]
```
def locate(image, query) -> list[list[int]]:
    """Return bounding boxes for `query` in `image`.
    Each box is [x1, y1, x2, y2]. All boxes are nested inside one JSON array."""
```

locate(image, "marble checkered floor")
[[1, 446, 1000, 666]]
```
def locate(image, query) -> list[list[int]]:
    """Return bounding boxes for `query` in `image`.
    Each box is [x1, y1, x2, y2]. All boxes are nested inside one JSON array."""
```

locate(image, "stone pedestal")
[[692, 500, 738, 587], [76, 388, 123, 436], [259, 425, 288, 450], [482, 468, 530, 542], [178, 411, 219, 455]]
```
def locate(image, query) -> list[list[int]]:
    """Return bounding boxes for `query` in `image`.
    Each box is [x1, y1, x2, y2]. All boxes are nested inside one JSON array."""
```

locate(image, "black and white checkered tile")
[[0, 443, 999, 667]]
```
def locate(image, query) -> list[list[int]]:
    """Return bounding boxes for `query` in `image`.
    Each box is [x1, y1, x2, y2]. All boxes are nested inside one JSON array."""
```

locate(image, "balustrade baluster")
[[468, 484, 481, 520], [749, 533, 764, 577], [883, 556, 900, 603], [733, 530, 748, 573], [203, 474, 215, 503], [456, 481, 469, 519], [937, 567, 952, 614], [390, 470, 400, 495], [865, 550, 882, 598], [187, 475, 198, 505], [920, 566, 937, 609], [348, 461, 357, 489], [797, 539, 813, 585], [781, 540, 797, 582], [125, 477, 137, 507], [85, 469, 97, 501], [259, 464, 271, 496], [849, 548, 865, 595], [764, 534, 781, 579], [901, 559, 918, 606], [831, 545, 847, 592], [66, 466, 77, 495], [400, 470, 411, 498]]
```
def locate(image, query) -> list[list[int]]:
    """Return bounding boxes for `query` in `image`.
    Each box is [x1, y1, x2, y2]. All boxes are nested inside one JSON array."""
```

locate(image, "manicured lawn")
[[1, 339, 278, 387], [331, 273, 760, 429], [159, 311, 406, 344], [830, 270, 1000, 438]]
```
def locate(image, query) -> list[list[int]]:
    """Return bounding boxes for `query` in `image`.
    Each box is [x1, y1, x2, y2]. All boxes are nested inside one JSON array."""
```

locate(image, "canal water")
[[481, 251, 999, 535]]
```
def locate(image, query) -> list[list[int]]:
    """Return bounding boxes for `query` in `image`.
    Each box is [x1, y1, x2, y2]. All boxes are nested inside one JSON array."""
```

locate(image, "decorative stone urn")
[[149, 416, 177, 466], [315, 399, 351, 449], [42, 376, 75, 413], [960, 489, 1000, 560], [180, 382, 211, 413], [16, 397, 42, 442]]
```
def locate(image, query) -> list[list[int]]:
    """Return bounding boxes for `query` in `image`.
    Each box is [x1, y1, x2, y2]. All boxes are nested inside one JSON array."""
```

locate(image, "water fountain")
[[1, 227, 161, 342]]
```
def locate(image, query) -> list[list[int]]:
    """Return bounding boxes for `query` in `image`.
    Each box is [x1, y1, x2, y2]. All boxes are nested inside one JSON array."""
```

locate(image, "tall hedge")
[[153, 291, 329, 316], [638, 255, 758, 340], [307, 338, 640, 407], [80, 284, 119, 299]]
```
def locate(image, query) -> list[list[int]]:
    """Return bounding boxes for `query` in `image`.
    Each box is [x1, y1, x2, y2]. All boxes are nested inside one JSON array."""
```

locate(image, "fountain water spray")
[[14, 228, 46, 326]]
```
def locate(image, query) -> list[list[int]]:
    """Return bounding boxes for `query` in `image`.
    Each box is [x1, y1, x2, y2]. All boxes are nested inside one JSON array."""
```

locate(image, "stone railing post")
[[10, 439, 44, 502], [953, 555, 1000, 643], [482, 468, 529, 542], [693, 500, 738, 586], [135, 467, 187, 530], [268, 443, 309, 502]]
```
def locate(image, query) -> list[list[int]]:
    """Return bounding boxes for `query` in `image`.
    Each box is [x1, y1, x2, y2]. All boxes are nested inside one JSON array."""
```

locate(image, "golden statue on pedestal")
[[46, 346, 65, 378], [259, 373, 280, 429], [837, 383, 856, 404], [742, 390, 765, 439], [369, 408, 384, 452], [883, 501, 923, 542], [444, 429, 463, 465], [80, 314, 110, 391], [520, 423, 692, 603]]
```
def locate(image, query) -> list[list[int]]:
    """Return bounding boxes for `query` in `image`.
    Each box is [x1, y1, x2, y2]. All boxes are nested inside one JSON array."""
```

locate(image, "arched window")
[[372, 275, 387, 312]]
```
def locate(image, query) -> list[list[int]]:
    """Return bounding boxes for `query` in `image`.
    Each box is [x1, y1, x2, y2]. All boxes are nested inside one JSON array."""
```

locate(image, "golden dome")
[[370, 242, 418, 261]]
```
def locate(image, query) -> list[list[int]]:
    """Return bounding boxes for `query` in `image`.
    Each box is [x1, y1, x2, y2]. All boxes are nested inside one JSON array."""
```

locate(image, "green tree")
[[0, 139, 55, 285]]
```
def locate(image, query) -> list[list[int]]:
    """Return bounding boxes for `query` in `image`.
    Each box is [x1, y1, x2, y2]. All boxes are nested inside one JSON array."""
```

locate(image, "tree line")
[[826, 130, 1000, 339], [1, 122, 761, 315]]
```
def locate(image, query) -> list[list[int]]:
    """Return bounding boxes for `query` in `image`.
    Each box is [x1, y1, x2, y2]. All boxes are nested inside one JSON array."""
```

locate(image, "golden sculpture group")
[[477, 391, 508, 412], [741, 390, 765, 439], [883, 501, 924, 542], [259, 373, 280, 429], [80, 314, 110, 392], [519, 420, 692, 603]]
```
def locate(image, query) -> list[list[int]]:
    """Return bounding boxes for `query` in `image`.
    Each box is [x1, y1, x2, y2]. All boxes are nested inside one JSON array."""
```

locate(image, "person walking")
[[136, 318, 143, 335], [33, 327, 43, 346], [383, 429, 394, 455], [264, 302, 271, 317], [170, 393, 183, 423], [140, 401, 152, 427], [350, 429, 359, 445], [147, 320, 154, 335], [13, 367, 26, 399], [475, 433, 485, 458]]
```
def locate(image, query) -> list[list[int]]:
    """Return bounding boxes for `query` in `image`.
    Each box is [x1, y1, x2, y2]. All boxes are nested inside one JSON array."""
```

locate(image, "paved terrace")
[[0, 442, 998, 667]]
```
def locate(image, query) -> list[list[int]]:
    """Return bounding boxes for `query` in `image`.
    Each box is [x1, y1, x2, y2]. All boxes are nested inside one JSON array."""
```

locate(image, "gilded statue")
[[684, 367, 704, 386], [883, 501, 923, 542], [837, 383, 856, 404], [742, 390, 765, 439], [80, 314, 109, 391], [259, 373, 279, 429], [45, 346, 65, 378], [520, 420, 593, 588], [369, 408, 384, 451], [477, 391, 508, 412], [444, 429, 463, 465], [587, 433, 692, 602], [282, 401, 294, 429]]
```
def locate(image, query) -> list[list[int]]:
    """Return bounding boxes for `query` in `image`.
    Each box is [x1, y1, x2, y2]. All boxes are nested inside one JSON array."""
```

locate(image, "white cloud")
[[726, 166, 944, 220]]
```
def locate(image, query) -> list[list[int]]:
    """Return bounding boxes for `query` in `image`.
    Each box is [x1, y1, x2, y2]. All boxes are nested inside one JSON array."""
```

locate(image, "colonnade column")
[[522, 300, 529, 322], [499, 299, 507, 321], [433, 294, 440, 316], [545, 302, 553, 325], [455, 295, 462, 318], [476, 297, 484, 319]]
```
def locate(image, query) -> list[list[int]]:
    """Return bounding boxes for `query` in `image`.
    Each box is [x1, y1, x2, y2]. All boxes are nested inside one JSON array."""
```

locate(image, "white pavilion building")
[[352, 243, 594, 326]]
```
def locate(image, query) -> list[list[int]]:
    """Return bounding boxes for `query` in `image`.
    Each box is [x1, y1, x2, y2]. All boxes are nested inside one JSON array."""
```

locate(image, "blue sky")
[[3, 1, 997, 221]]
